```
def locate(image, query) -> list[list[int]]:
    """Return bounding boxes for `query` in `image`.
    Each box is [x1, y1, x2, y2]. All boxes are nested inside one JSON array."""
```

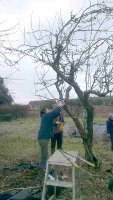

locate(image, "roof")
[[28, 99, 56, 107]]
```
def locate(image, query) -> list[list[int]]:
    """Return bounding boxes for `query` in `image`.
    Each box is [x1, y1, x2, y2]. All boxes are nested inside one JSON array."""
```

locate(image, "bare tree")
[[8, 3, 113, 168], [0, 23, 19, 66], [0, 23, 19, 101]]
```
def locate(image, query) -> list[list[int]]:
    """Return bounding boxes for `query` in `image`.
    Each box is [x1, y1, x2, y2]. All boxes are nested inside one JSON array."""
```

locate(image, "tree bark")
[[65, 99, 100, 170], [83, 138, 100, 170], [83, 94, 100, 170]]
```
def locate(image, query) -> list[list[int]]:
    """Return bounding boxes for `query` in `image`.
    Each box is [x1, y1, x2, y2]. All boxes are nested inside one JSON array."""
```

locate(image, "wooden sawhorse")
[[41, 150, 80, 200]]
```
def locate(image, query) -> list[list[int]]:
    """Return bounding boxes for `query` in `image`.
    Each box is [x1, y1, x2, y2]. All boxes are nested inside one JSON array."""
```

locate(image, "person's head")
[[52, 103, 58, 109], [109, 113, 113, 120], [40, 107, 47, 116], [40, 106, 52, 116]]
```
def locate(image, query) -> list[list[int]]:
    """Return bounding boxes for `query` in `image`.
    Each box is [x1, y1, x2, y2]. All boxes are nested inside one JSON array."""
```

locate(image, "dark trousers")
[[51, 132, 63, 154], [110, 135, 113, 150]]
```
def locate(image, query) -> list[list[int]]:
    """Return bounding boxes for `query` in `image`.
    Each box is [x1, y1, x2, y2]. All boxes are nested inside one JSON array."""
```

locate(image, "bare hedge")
[[0, 104, 29, 120]]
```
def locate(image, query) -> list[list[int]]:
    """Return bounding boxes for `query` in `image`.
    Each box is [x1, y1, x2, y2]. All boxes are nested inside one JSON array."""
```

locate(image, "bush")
[[90, 97, 103, 105], [89, 96, 113, 105], [0, 104, 29, 120], [0, 114, 13, 122]]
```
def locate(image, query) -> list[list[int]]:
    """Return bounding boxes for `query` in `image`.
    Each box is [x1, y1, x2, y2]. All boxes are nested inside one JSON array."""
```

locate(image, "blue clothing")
[[106, 118, 113, 135], [106, 118, 113, 150], [38, 107, 61, 140]]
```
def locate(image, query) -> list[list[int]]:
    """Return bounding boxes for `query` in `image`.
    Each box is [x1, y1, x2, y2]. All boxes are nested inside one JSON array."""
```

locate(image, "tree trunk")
[[74, 117, 100, 170], [65, 94, 100, 170], [65, 105, 100, 170], [83, 100, 100, 170], [83, 138, 99, 170]]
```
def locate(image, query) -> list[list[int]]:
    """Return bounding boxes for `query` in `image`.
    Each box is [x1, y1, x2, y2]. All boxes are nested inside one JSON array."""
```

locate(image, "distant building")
[[28, 99, 113, 118], [28, 99, 56, 111]]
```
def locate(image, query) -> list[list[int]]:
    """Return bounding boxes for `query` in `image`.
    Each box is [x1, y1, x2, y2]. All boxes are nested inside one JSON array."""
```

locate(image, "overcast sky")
[[0, 0, 105, 104]]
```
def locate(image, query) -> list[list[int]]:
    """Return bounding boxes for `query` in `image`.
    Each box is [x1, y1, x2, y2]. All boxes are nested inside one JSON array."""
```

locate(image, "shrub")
[[0, 114, 13, 122], [0, 104, 29, 120]]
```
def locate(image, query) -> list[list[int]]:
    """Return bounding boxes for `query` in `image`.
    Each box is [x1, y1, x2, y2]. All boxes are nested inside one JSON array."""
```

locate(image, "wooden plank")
[[48, 196, 64, 200], [48, 195, 54, 200], [72, 166, 76, 200], [48, 161, 72, 166], [46, 180, 73, 188], [41, 162, 49, 200], [48, 150, 78, 166]]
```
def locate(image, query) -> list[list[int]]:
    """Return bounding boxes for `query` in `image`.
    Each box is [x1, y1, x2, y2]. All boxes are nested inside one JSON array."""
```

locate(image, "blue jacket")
[[106, 118, 113, 136], [38, 107, 61, 140]]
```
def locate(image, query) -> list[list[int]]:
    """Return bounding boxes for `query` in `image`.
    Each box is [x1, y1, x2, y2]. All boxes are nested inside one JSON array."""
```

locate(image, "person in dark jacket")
[[106, 113, 113, 151], [38, 100, 65, 169], [51, 112, 64, 154]]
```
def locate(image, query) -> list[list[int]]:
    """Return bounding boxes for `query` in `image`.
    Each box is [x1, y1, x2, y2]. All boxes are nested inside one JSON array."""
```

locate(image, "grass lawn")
[[93, 116, 107, 124], [65, 116, 106, 125], [0, 116, 112, 199]]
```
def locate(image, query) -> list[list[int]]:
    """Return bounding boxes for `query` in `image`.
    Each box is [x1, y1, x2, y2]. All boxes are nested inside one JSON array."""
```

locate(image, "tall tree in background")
[[0, 22, 18, 105], [8, 3, 113, 168], [0, 77, 13, 105]]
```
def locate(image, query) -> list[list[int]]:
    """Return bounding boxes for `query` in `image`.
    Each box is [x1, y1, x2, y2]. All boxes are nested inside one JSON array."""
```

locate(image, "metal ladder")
[[41, 150, 80, 200]]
